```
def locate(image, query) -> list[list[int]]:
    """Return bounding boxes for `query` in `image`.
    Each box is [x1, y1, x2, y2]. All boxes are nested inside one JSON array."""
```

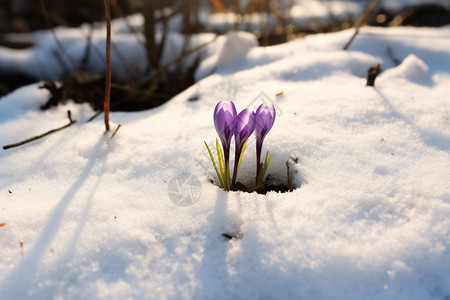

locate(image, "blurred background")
[[2, 0, 449, 35], [0, 0, 449, 110]]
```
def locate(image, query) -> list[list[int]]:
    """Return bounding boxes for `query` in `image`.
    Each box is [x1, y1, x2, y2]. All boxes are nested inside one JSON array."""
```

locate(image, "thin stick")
[[87, 100, 124, 123], [87, 110, 103, 123], [110, 124, 122, 139], [3, 111, 76, 150], [342, 0, 381, 51], [104, 0, 112, 132]]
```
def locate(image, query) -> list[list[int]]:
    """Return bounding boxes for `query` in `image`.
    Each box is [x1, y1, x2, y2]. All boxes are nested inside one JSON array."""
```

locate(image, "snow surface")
[[1, 18, 450, 300]]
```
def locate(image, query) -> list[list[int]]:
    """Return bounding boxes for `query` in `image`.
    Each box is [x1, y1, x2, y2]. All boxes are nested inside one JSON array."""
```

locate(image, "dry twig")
[[110, 124, 122, 139], [366, 64, 381, 86], [343, 0, 382, 50], [103, 0, 112, 132], [3, 111, 76, 150]]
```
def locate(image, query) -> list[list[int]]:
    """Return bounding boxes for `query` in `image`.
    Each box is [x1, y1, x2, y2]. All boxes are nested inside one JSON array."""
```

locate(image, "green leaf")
[[256, 152, 268, 185], [216, 138, 228, 190], [204, 141, 224, 188], [236, 139, 248, 181], [256, 151, 273, 186], [262, 154, 273, 177]]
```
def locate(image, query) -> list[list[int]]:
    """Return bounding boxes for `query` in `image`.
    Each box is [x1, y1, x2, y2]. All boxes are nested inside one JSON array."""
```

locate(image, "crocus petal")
[[235, 109, 255, 151], [254, 103, 276, 177], [232, 109, 255, 187], [255, 103, 276, 144], [214, 101, 237, 162], [214, 101, 237, 137]]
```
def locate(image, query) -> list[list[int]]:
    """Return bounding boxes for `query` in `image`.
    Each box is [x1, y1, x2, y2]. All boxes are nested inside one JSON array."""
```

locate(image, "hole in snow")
[[209, 156, 302, 194]]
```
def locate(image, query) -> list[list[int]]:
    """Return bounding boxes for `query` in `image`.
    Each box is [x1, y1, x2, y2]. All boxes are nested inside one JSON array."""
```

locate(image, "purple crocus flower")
[[232, 109, 255, 186], [255, 103, 276, 176], [214, 101, 237, 162]]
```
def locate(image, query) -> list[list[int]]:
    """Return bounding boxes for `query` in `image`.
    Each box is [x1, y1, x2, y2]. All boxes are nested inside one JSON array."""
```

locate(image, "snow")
[[1, 11, 450, 300], [195, 31, 258, 81]]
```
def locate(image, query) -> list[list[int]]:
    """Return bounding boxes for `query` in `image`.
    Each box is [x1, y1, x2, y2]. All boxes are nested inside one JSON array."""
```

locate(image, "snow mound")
[[380, 54, 430, 84], [196, 31, 258, 80]]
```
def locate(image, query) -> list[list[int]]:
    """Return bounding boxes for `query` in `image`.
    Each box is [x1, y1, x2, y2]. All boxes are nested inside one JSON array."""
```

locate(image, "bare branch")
[[343, 0, 382, 51], [3, 111, 76, 150], [110, 124, 122, 140], [103, 0, 112, 132]]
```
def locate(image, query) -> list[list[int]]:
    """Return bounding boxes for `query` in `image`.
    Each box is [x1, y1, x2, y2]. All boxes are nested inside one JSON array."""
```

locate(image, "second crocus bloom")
[[232, 109, 256, 186]]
